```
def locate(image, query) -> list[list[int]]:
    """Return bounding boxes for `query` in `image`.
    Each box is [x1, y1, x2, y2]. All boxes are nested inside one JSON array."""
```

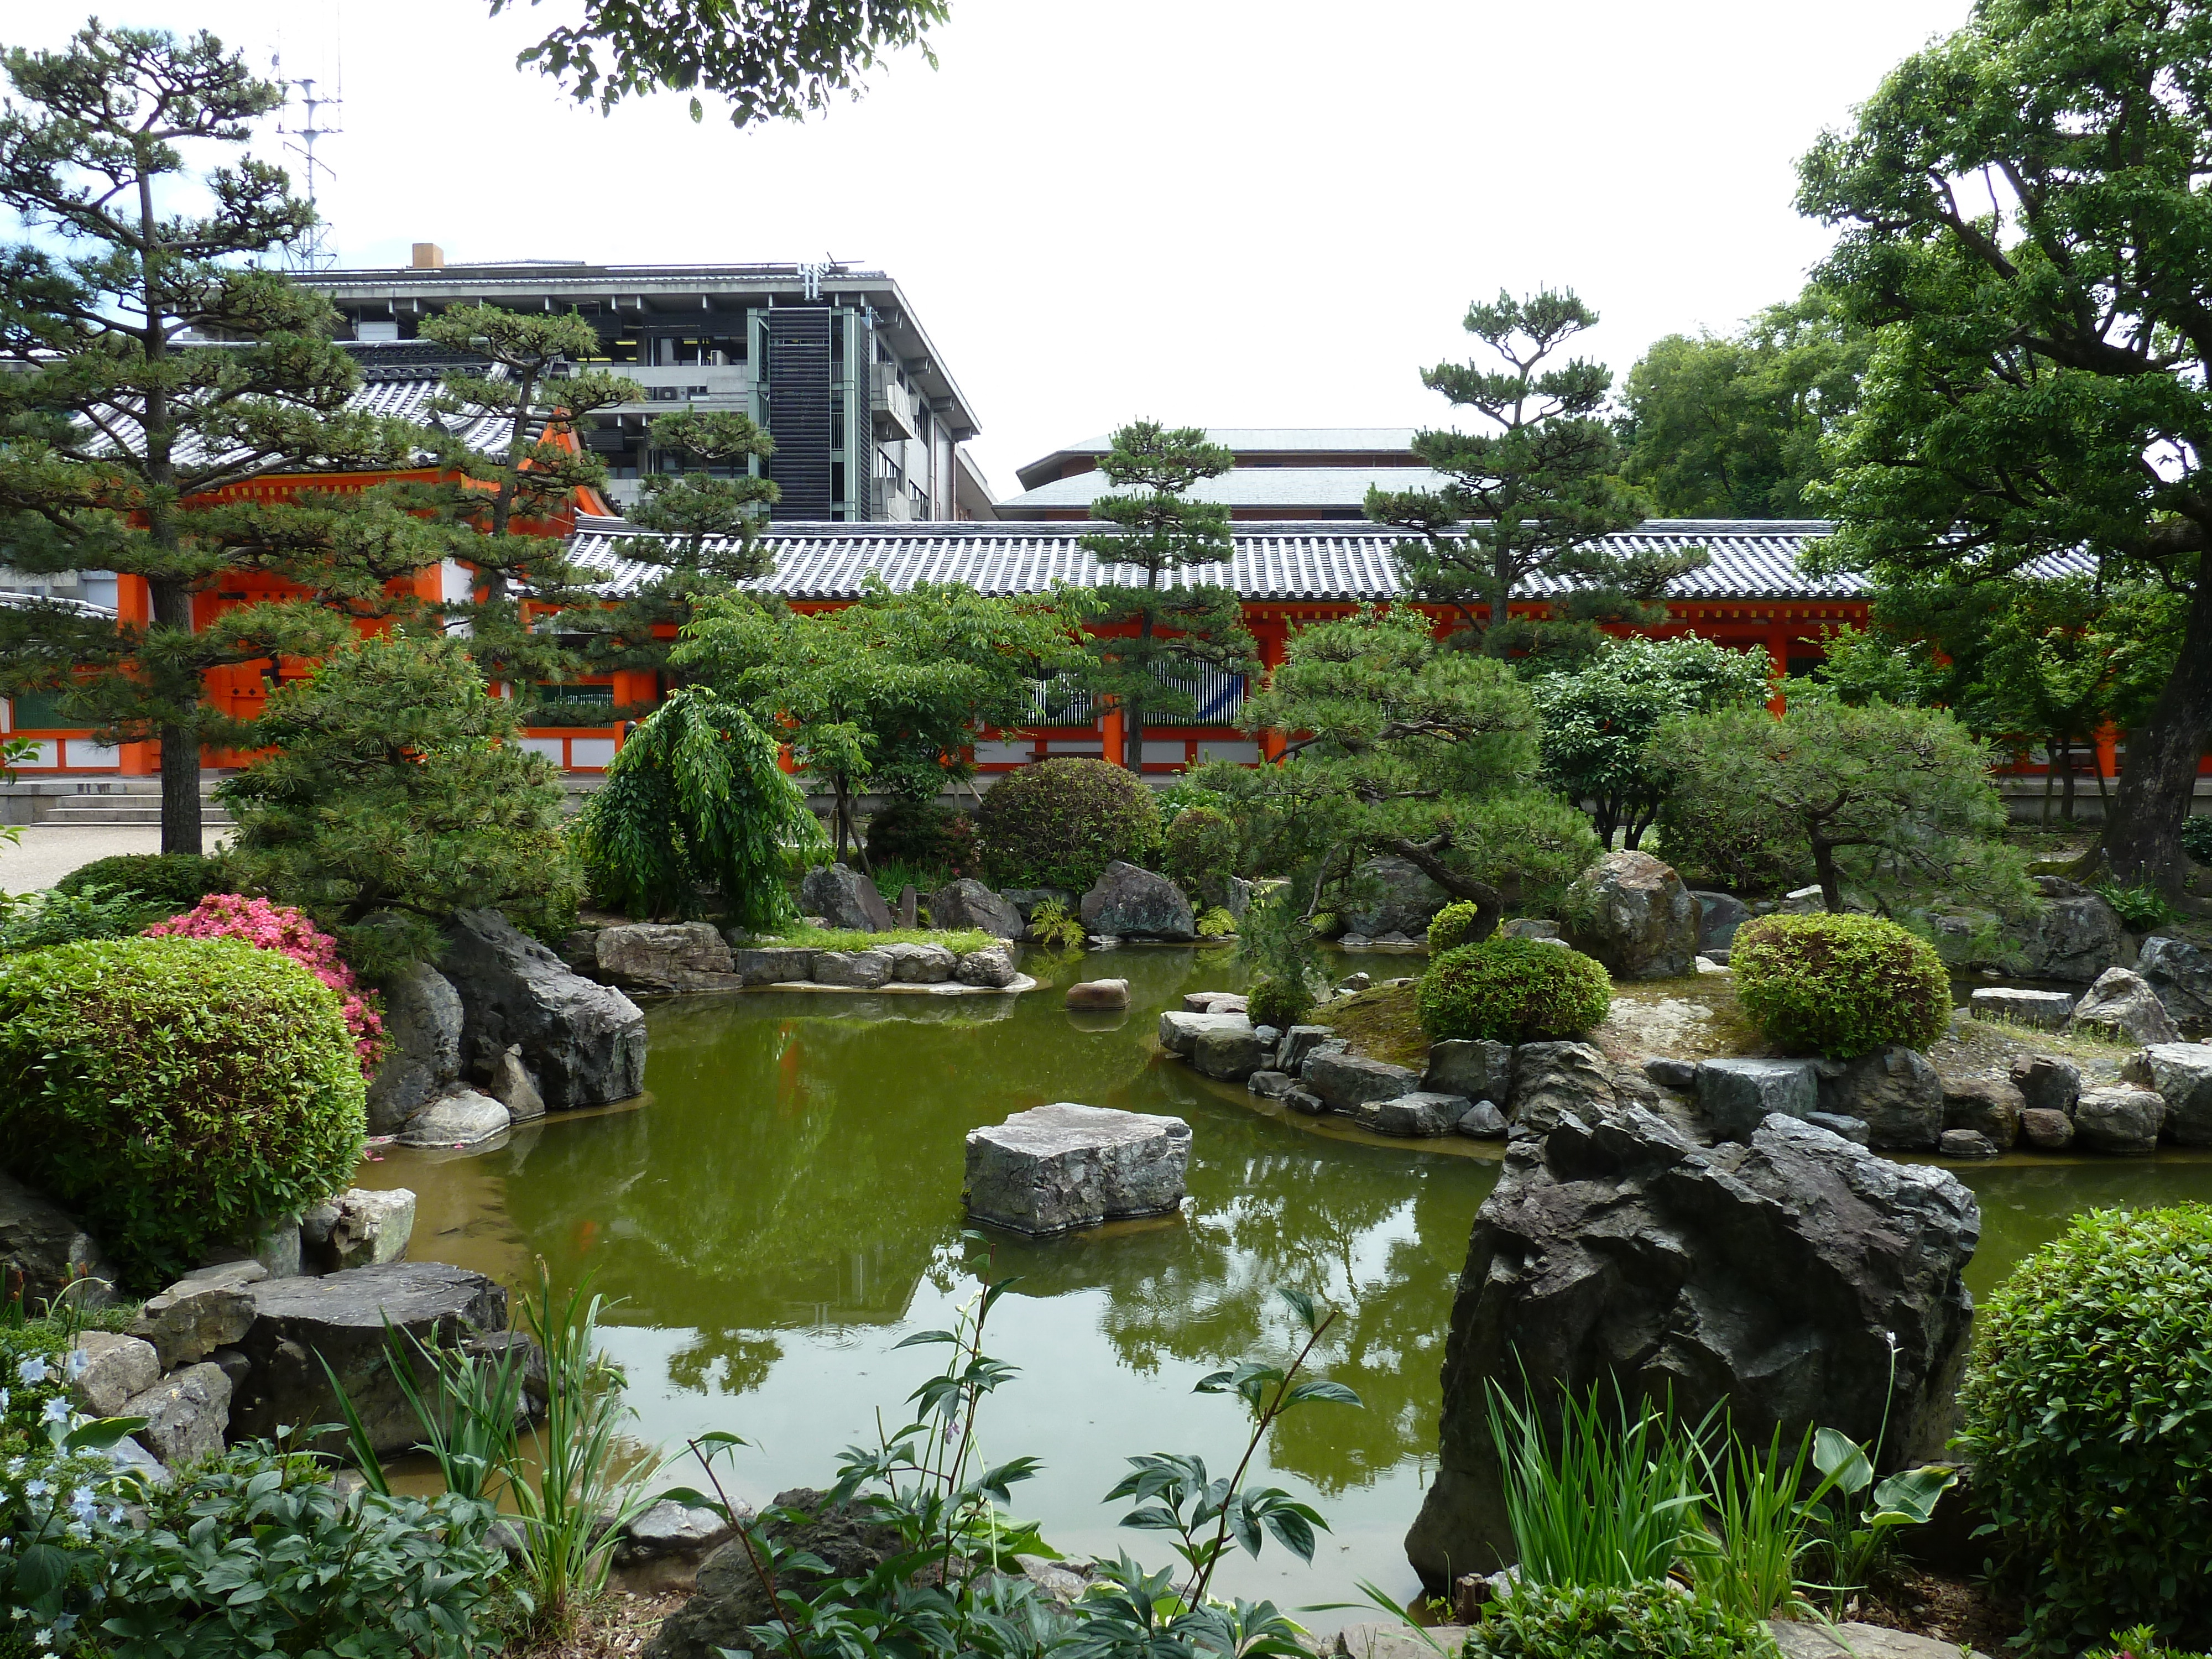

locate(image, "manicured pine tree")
[[410, 304, 642, 712], [1076, 421, 1258, 773], [593, 407, 781, 691], [1367, 289, 1699, 662], [0, 25, 436, 852]]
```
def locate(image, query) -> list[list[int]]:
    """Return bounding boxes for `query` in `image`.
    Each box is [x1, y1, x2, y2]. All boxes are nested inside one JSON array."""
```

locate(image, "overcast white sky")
[[9, 1, 1973, 493]]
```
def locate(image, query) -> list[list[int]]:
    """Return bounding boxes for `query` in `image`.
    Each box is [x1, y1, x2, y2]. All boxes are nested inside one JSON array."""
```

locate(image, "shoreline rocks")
[[1405, 1109, 1979, 1589], [442, 909, 647, 1110]]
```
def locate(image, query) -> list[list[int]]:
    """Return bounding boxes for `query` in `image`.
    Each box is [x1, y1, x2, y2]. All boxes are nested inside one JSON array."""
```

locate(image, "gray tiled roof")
[[567, 516, 2077, 604], [1001, 465, 1455, 511]]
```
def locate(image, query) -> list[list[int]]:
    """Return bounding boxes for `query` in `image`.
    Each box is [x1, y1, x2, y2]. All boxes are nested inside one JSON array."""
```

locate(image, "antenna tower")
[[273, 50, 343, 272]]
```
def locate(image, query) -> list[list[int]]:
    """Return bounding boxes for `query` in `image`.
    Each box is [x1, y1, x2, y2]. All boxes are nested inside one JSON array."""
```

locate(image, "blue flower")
[[24, 1478, 50, 1498], [64, 1348, 88, 1381], [69, 1486, 96, 1520], [41, 1396, 70, 1426], [15, 1357, 48, 1386]]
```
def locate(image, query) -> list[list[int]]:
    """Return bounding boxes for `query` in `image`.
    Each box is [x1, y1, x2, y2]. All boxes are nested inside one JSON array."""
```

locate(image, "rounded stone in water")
[[962, 1102, 1190, 1237]]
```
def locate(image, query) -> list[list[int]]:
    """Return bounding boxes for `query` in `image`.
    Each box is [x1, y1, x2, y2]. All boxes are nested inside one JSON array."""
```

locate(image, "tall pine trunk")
[[2098, 575, 2212, 892], [150, 571, 201, 853]]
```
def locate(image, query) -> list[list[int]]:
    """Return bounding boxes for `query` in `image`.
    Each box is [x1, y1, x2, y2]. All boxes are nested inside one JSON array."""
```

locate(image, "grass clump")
[[768, 924, 996, 956], [1730, 912, 1948, 1058], [1417, 937, 1612, 1043]]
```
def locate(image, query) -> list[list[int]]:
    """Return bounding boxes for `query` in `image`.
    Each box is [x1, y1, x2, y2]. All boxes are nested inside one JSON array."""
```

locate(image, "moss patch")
[[1311, 982, 1429, 1069], [765, 925, 997, 956]]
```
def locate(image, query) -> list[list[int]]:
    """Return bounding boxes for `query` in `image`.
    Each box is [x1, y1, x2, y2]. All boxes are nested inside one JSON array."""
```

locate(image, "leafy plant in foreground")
[[1465, 1580, 1781, 1659]]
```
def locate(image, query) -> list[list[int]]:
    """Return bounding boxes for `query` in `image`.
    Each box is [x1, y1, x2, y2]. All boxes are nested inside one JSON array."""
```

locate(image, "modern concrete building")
[[1000, 427, 1438, 520], [307, 251, 993, 523]]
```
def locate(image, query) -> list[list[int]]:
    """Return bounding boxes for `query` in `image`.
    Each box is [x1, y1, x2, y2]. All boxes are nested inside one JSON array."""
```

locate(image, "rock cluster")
[[440, 909, 647, 1112], [1405, 1108, 1980, 1588]]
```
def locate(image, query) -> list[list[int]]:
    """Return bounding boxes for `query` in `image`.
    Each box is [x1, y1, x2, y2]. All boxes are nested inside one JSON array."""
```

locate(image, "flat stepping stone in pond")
[[963, 1103, 1190, 1237], [1968, 986, 2075, 1030], [1066, 979, 1130, 1009]]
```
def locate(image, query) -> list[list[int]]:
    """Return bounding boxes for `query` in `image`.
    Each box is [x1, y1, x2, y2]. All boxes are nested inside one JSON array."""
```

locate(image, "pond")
[[355, 944, 2212, 1616]]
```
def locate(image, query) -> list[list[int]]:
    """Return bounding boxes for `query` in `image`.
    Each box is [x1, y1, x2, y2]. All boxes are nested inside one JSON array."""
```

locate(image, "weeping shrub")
[[572, 687, 826, 926]]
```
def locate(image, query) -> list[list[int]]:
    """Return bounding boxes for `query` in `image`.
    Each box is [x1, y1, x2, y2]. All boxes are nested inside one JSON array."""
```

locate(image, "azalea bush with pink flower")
[[145, 895, 386, 1072]]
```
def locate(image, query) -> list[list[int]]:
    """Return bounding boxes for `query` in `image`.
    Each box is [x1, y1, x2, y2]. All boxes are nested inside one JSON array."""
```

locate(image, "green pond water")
[[357, 945, 2212, 1614]]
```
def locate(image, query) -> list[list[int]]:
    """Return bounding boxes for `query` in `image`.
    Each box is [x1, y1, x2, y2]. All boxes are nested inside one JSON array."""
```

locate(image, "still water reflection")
[[358, 945, 2212, 1608]]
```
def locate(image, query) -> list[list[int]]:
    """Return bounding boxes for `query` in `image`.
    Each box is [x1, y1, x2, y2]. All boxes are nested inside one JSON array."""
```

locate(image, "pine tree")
[[0, 25, 432, 851], [410, 304, 642, 710], [593, 408, 781, 691], [1076, 421, 1257, 773], [1367, 289, 1699, 662]]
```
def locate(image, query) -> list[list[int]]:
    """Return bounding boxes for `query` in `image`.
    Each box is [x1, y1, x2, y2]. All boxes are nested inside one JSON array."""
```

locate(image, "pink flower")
[[146, 896, 388, 1076]]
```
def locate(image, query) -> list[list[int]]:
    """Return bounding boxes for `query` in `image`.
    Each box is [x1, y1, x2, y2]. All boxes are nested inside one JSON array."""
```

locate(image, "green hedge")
[[1729, 912, 1949, 1057], [53, 851, 231, 915], [1958, 1205, 2212, 1653], [1246, 975, 1313, 1030], [1466, 1582, 1780, 1658], [863, 801, 977, 877], [975, 758, 1161, 893], [1417, 937, 1612, 1044], [1427, 899, 1484, 953], [0, 935, 367, 1288], [1162, 805, 1238, 900]]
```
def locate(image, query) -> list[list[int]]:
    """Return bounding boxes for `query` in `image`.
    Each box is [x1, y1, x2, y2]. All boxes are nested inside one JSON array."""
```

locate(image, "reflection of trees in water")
[[666, 1329, 785, 1395], [1952, 1157, 2212, 1300], [971, 1113, 1495, 1496]]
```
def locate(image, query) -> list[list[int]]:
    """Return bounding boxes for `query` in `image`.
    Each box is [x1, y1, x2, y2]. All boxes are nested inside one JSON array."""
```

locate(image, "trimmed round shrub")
[[1162, 805, 1238, 899], [53, 851, 231, 914], [1417, 937, 1612, 1043], [1247, 975, 1313, 1030], [0, 935, 368, 1288], [1467, 1580, 1780, 1658], [1428, 899, 1484, 953], [975, 758, 1161, 894], [147, 895, 385, 1073], [1729, 912, 1948, 1058], [1958, 1205, 2212, 1654], [863, 801, 978, 877]]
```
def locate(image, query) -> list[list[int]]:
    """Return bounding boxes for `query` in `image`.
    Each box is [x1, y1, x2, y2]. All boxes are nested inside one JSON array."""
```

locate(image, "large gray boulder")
[[963, 1104, 1190, 1237], [304, 1188, 417, 1274], [2073, 1084, 2164, 1154], [69, 1330, 160, 1417], [228, 1261, 511, 1454], [1692, 890, 1752, 954], [1563, 851, 1700, 980], [2136, 934, 2212, 1031], [1509, 1042, 1618, 1132], [1159, 1010, 1250, 1057], [1360, 1092, 1468, 1138], [811, 950, 893, 990], [364, 961, 464, 1135], [2124, 1043, 2212, 1145], [1190, 1020, 1266, 1083], [1081, 862, 1196, 941], [645, 1490, 902, 1659], [1305, 1051, 1421, 1113], [954, 942, 1020, 988], [2014, 878, 2130, 983], [590, 923, 740, 994], [1404, 1109, 1979, 1590], [1340, 856, 1452, 939], [926, 879, 1022, 940], [0, 1169, 117, 1311], [441, 910, 648, 1110], [2010, 1053, 2081, 1118], [397, 1087, 510, 1149], [1942, 1077, 2023, 1150], [1968, 987, 2075, 1031], [800, 864, 894, 932], [122, 1362, 231, 1469], [1816, 1046, 1944, 1151], [1699, 1057, 1820, 1139], [879, 942, 957, 984], [2067, 967, 2181, 1046], [131, 1274, 257, 1369], [731, 946, 817, 986], [1422, 1039, 1512, 1105]]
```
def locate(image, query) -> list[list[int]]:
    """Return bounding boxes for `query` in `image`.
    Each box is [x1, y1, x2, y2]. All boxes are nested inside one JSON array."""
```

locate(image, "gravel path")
[[1, 823, 231, 891]]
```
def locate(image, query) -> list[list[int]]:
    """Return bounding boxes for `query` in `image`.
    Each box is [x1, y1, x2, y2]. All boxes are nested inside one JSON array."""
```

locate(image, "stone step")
[[39, 803, 232, 826]]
